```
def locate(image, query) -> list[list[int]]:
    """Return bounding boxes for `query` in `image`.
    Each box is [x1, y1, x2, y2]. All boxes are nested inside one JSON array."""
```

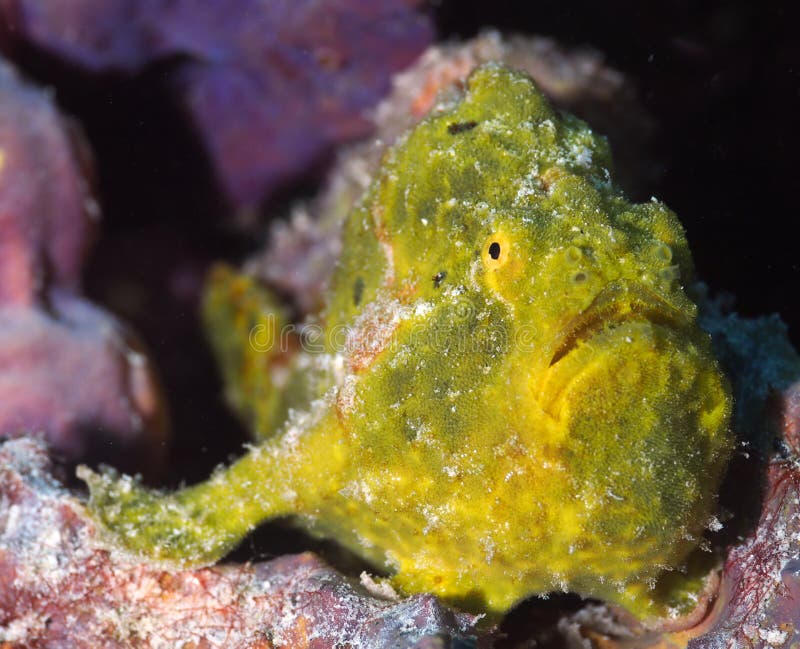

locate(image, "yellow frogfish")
[[82, 64, 732, 622]]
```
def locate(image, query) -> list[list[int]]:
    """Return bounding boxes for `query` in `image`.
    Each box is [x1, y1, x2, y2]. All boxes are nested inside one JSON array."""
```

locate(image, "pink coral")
[[0, 58, 167, 468], [0, 60, 95, 305]]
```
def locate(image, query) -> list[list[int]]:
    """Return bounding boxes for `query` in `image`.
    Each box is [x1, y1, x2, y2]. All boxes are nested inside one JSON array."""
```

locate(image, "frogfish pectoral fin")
[[78, 445, 295, 566]]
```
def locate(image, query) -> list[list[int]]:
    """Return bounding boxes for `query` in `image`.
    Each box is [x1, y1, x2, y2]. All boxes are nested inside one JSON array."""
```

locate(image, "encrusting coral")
[[83, 64, 733, 622]]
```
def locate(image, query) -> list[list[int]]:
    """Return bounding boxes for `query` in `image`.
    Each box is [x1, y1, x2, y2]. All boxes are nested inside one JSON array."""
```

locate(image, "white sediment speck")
[[758, 627, 788, 646]]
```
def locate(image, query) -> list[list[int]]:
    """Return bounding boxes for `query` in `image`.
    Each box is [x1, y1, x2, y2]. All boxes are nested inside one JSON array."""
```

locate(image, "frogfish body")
[[83, 64, 732, 621]]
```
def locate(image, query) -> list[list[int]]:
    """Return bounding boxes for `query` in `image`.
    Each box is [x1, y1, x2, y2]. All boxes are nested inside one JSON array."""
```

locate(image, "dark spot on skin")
[[353, 276, 364, 306], [489, 242, 501, 260], [433, 271, 447, 288], [447, 120, 478, 135]]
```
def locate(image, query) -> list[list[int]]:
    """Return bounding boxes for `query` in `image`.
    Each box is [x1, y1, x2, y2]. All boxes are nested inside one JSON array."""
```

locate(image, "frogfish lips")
[[535, 279, 721, 426], [548, 280, 689, 368]]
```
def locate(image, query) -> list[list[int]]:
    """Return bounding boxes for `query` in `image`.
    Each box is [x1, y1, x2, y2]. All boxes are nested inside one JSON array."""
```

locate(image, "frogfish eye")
[[484, 232, 512, 271]]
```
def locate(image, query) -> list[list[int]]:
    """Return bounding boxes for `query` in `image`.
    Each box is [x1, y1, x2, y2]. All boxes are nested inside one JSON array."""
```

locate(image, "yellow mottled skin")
[[82, 64, 732, 621]]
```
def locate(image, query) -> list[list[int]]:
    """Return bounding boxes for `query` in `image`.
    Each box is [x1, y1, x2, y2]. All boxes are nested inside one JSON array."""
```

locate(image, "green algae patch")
[[82, 64, 732, 623]]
